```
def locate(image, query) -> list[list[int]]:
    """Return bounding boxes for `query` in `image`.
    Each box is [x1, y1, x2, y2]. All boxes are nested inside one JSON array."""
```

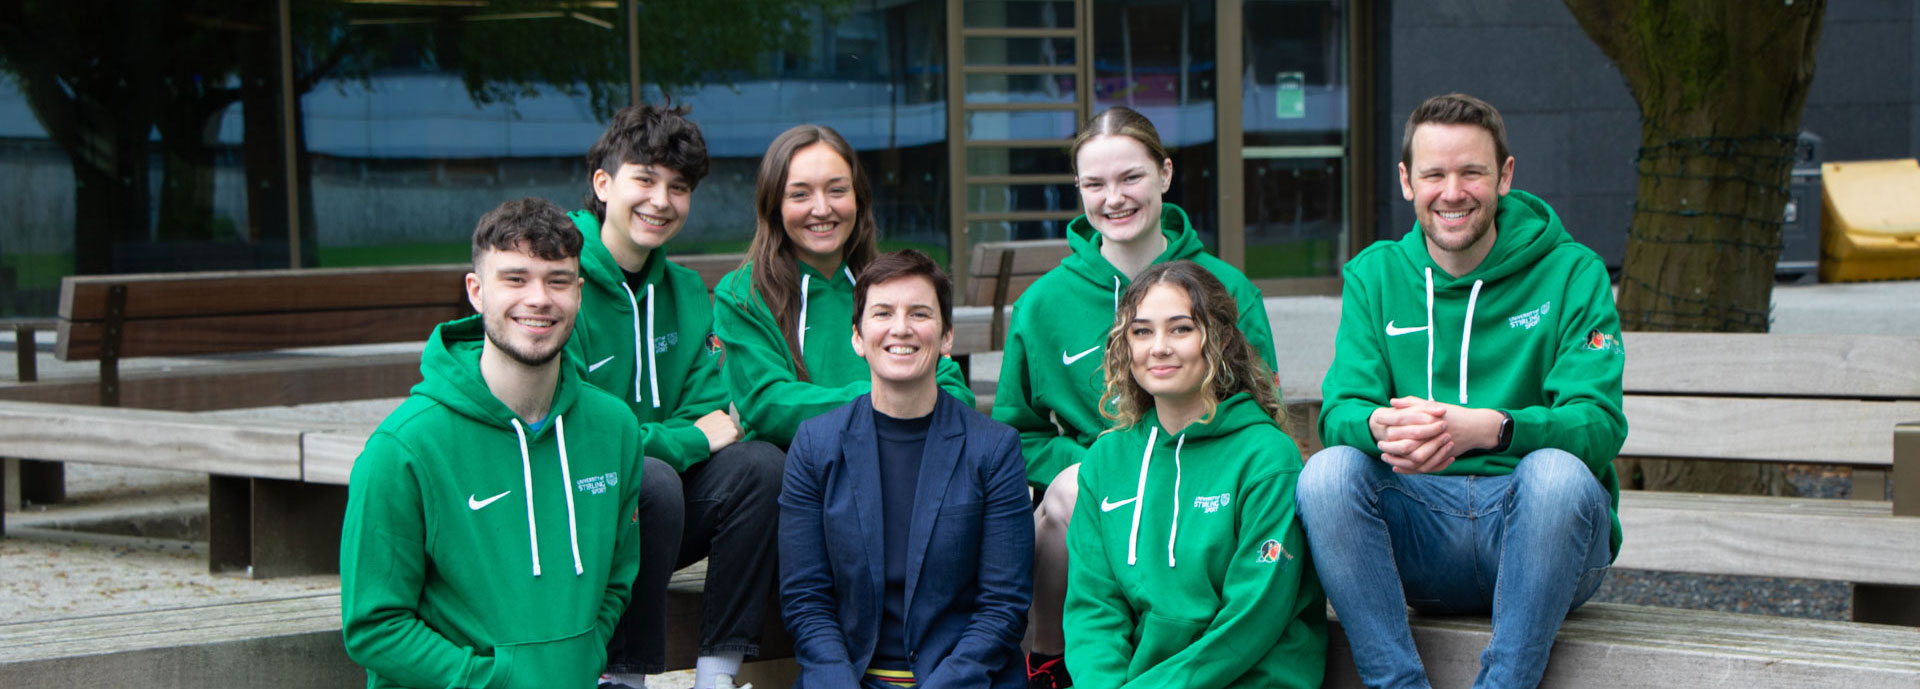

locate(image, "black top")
[[871, 406, 931, 669]]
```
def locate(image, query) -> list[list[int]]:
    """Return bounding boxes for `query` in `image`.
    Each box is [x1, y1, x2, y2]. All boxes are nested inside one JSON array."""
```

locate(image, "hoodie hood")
[[1063, 203, 1208, 305], [1392, 189, 1568, 287], [568, 209, 667, 410], [415, 316, 582, 428], [990, 203, 1281, 489], [414, 315, 588, 578], [1378, 189, 1571, 405]]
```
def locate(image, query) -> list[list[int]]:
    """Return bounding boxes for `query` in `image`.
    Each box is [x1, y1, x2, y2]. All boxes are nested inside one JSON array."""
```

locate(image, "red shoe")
[[1027, 653, 1072, 689]]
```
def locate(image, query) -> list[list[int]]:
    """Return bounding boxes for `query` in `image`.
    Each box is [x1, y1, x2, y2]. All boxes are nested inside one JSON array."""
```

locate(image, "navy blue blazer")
[[778, 391, 1033, 689]]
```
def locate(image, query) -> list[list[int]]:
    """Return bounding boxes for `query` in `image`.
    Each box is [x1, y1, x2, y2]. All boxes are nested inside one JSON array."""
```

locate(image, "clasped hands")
[[1367, 397, 1504, 475]]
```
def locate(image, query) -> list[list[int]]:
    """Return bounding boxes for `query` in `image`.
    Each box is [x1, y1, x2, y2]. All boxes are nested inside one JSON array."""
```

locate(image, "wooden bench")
[[1325, 602, 1920, 688], [0, 253, 746, 568], [965, 239, 1070, 350], [1608, 332, 1920, 624], [0, 561, 796, 687]]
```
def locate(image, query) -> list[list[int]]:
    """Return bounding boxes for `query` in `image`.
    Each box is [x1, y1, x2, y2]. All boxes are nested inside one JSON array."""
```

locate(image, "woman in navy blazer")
[[779, 250, 1033, 689]]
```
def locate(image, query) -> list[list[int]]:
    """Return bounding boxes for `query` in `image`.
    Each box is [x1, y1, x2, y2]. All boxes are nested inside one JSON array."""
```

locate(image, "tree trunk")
[[1565, 0, 1826, 495]]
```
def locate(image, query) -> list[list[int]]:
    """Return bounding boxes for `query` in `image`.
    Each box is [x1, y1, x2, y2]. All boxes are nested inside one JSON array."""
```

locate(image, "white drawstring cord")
[[511, 419, 541, 577], [1460, 280, 1483, 405], [1168, 433, 1185, 568], [621, 283, 643, 404], [798, 273, 811, 357], [555, 416, 583, 576], [1126, 426, 1157, 566], [1423, 267, 1435, 401], [645, 284, 660, 408]]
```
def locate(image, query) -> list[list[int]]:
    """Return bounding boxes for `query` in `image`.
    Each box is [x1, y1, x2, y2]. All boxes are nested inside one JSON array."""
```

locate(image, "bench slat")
[[0, 595, 341, 656], [965, 274, 1045, 307], [0, 352, 421, 410], [1620, 395, 1920, 466], [58, 264, 469, 322], [305, 430, 373, 485], [57, 305, 467, 360], [1327, 603, 1920, 688], [966, 239, 1071, 277], [1623, 333, 1920, 399], [0, 401, 305, 479], [1615, 491, 1920, 586]]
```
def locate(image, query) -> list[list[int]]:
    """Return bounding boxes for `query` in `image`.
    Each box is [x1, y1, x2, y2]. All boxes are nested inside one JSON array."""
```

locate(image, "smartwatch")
[[1491, 410, 1514, 454]]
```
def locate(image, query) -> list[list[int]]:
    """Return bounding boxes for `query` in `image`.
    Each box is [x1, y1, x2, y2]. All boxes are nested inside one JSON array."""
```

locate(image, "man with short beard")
[[341, 198, 644, 689], [1297, 93, 1628, 689]]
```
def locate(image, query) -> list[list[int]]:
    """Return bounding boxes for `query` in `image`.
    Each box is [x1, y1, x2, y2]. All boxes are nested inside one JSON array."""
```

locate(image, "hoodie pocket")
[[486, 628, 606, 689], [1127, 611, 1208, 683]]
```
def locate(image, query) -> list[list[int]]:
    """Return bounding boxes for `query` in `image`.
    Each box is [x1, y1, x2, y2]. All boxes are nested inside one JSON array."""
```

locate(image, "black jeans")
[[606, 440, 785, 674]]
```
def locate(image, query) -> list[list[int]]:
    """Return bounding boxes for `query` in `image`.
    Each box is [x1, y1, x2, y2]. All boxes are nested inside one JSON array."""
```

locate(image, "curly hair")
[[471, 197, 583, 268], [1099, 261, 1284, 430], [583, 102, 710, 220]]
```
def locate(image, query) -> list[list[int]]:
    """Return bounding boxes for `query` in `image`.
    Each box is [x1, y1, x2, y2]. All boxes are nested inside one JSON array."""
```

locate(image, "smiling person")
[[1064, 261, 1325, 689], [563, 104, 782, 689], [778, 250, 1033, 689], [714, 125, 974, 448], [991, 106, 1277, 688], [341, 198, 642, 689], [1299, 93, 1625, 688]]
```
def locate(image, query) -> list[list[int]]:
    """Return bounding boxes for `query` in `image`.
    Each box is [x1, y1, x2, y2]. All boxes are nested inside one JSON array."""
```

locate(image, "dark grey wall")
[[1376, 0, 1918, 267]]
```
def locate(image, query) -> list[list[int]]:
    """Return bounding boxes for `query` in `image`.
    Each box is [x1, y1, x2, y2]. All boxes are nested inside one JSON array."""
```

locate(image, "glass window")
[[297, 1, 627, 268], [0, 2, 284, 315], [664, 0, 951, 264], [1090, 0, 1219, 250], [1241, 0, 1349, 279]]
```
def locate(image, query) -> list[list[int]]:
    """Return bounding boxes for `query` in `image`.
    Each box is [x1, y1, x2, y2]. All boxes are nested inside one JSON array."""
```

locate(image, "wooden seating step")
[[0, 593, 360, 687], [1327, 602, 1920, 688], [0, 559, 790, 688]]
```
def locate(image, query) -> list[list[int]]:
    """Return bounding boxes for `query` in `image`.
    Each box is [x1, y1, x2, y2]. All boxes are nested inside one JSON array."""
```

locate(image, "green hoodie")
[[991, 203, 1278, 487], [1320, 189, 1627, 555], [1065, 393, 1327, 689], [341, 316, 643, 689], [564, 210, 728, 471], [712, 258, 975, 447]]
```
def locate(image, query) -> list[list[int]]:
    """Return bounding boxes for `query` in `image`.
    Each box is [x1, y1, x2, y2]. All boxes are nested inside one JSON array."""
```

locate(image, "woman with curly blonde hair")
[[1064, 260, 1325, 689]]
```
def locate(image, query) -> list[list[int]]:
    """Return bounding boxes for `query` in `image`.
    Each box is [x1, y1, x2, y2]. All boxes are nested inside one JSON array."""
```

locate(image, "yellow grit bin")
[[1819, 158, 1920, 282]]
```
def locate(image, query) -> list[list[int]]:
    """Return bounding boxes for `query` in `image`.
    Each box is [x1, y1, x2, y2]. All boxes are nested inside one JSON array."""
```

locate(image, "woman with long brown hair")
[[1063, 260, 1325, 688], [713, 124, 973, 448]]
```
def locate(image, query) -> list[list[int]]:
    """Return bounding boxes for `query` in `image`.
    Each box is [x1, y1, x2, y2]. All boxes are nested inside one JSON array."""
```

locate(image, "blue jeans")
[[1297, 446, 1612, 689]]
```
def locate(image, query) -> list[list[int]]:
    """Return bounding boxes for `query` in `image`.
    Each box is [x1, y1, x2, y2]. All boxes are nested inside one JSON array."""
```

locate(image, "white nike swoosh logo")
[[1385, 321, 1428, 337], [469, 491, 510, 510], [587, 355, 616, 372], [1100, 496, 1137, 512], [1062, 345, 1101, 366]]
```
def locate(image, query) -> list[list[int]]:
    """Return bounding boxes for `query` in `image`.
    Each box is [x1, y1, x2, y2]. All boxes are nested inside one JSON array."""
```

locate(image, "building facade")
[[1, 1, 1914, 316]]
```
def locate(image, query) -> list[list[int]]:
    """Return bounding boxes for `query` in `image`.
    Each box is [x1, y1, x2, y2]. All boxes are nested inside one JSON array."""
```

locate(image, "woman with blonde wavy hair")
[[1063, 260, 1326, 689]]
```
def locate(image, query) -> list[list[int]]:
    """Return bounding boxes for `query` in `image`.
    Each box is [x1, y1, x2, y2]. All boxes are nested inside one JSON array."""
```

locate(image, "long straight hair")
[[744, 124, 879, 381]]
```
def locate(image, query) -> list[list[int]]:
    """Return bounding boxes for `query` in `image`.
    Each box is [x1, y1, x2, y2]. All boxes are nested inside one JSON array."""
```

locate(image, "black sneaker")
[[1027, 652, 1072, 689]]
